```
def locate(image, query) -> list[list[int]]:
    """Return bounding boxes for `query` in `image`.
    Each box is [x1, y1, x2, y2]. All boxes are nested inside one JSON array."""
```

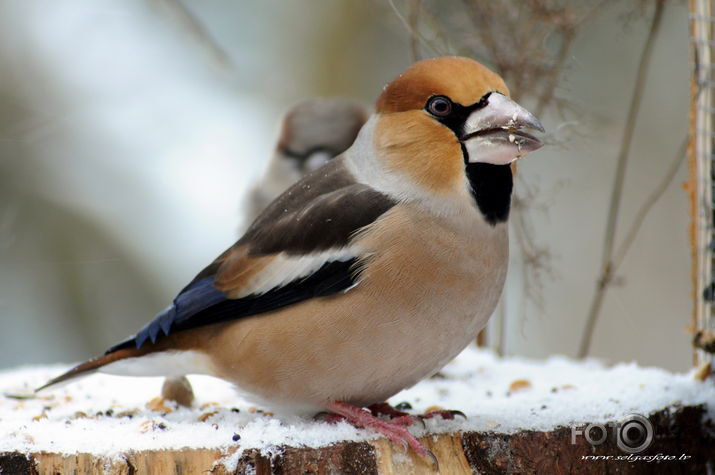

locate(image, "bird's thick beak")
[[461, 93, 545, 165]]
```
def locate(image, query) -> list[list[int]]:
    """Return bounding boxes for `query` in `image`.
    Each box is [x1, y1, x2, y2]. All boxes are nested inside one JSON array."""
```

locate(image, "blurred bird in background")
[[245, 97, 368, 221], [38, 57, 544, 463]]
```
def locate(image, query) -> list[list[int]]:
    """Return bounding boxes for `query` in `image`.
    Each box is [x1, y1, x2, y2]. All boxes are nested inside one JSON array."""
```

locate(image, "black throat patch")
[[463, 160, 513, 226]]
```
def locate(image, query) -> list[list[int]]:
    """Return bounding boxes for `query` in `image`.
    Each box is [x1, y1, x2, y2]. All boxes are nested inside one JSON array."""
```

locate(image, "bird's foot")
[[325, 401, 438, 469], [316, 404, 416, 428]]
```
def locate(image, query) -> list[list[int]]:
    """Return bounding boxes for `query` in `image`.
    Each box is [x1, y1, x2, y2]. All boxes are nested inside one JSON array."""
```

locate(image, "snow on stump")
[[1, 347, 713, 474]]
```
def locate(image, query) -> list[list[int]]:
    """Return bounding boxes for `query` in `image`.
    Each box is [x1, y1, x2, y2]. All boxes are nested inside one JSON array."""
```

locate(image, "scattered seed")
[[146, 397, 174, 414], [198, 411, 218, 422], [32, 413, 47, 422], [508, 379, 532, 393]]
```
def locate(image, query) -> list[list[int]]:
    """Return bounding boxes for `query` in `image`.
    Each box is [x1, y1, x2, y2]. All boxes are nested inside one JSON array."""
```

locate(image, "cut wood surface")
[[3, 348, 714, 474], [2, 406, 713, 474]]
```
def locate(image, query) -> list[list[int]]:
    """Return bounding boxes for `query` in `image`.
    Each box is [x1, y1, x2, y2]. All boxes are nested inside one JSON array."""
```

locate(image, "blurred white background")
[[0, 1, 693, 371]]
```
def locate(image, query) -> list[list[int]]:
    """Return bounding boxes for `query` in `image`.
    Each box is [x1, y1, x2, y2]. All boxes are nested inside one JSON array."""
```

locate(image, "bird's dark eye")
[[426, 96, 452, 117]]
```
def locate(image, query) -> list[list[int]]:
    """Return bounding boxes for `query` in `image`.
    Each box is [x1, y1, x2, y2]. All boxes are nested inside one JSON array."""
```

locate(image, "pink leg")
[[325, 401, 438, 468]]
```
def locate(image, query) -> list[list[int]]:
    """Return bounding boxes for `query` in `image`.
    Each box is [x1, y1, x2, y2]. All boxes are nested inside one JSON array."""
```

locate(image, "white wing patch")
[[235, 248, 359, 299]]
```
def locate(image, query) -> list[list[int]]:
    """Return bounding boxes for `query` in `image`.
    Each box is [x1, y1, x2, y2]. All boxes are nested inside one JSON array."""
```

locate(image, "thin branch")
[[534, 27, 575, 117], [415, 5, 452, 56], [149, 0, 234, 71], [577, 0, 619, 28], [407, 0, 422, 62], [387, 0, 444, 57], [578, 0, 666, 358], [602, 1, 665, 268], [612, 137, 688, 269], [460, 1, 507, 76]]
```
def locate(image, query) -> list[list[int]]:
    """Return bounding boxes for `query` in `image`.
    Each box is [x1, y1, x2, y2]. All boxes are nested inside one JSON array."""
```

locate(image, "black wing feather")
[[107, 259, 357, 353]]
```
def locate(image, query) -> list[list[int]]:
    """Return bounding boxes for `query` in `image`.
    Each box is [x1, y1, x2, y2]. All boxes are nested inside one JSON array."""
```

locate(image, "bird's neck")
[[464, 163, 513, 226]]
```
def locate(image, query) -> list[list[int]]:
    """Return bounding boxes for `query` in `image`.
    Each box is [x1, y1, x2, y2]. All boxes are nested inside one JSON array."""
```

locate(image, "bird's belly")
[[208, 220, 508, 411]]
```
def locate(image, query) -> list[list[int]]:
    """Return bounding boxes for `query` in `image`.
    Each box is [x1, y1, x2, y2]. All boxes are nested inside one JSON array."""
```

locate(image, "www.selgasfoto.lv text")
[[581, 454, 691, 462]]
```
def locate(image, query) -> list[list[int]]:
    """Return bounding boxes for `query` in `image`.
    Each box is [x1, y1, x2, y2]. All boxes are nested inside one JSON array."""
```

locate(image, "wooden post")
[[689, 0, 715, 370], [2, 405, 713, 474]]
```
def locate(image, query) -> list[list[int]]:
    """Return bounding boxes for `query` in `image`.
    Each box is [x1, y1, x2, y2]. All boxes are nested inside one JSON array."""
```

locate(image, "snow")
[[1, 346, 713, 469]]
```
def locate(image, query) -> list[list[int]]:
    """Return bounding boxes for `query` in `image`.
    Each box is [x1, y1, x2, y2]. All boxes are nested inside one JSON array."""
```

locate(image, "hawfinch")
[[246, 97, 368, 220], [39, 56, 544, 461]]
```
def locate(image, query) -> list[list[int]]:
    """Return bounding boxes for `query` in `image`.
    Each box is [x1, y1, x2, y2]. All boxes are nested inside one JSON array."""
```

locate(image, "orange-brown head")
[[369, 56, 543, 211], [376, 56, 510, 114]]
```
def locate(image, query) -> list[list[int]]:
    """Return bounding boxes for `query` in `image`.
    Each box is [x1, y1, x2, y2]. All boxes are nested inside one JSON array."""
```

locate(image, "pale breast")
[[208, 204, 508, 411]]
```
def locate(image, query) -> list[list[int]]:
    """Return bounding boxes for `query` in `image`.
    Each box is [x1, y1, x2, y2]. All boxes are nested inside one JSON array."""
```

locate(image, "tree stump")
[[2, 405, 712, 474], [3, 348, 714, 474]]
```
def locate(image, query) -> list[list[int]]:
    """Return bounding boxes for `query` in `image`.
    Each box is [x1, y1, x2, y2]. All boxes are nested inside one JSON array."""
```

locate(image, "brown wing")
[[191, 157, 397, 297], [107, 157, 397, 350]]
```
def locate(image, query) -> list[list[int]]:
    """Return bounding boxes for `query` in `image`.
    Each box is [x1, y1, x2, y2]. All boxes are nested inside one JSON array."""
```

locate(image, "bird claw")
[[325, 401, 438, 468]]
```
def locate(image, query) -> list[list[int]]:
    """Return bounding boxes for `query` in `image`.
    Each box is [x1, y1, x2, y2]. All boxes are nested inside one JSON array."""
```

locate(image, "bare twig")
[[534, 27, 575, 117], [460, 1, 511, 90], [414, 6, 451, 56], [149, 0, 234, 71], [578, 0, 619, 27], [511, 176, 556, 309], [407, 0, 422, 62], [534, 0, 618, 117], [578, 0, 666, 358], [387, 0, 444, 57], [612, 137, 688, 269]]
